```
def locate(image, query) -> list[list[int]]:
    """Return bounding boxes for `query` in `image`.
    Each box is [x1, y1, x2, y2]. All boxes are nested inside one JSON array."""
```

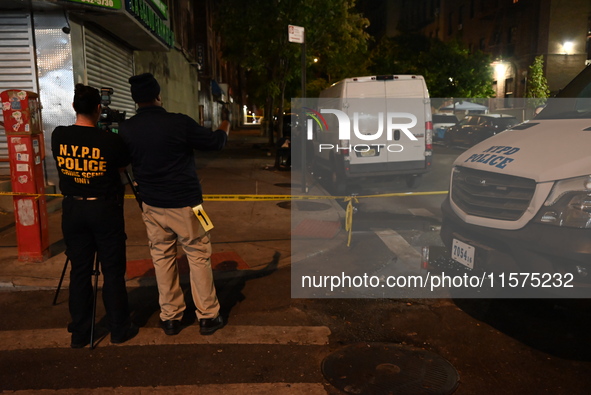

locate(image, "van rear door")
[[344, 79, 388, 166], [384, 78, 427, 164]]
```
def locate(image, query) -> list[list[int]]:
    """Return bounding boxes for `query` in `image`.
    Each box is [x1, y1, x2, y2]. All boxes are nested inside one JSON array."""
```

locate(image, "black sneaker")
[[70, 337, 90, 349], [111, 323, 139, 344], [199, 315, 224, 335], [70, 328, 91, 349], [160, 319, 182, 336]]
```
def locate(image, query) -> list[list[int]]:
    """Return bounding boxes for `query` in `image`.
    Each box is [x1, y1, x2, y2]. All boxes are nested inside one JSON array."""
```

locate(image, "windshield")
[[495, 118, 518, 128], [536, 65, 591, 119], [433, 114, 457, 123], [458, 117, 475, 126]]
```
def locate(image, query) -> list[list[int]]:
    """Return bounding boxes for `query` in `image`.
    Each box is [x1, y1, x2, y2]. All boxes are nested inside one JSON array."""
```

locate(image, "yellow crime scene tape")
[[0, 190, 449, 246]]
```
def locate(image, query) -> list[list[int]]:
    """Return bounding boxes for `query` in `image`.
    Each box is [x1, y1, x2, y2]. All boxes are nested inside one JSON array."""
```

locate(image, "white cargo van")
[[311, 75, 432, 192], [440, 65, 591, 296]]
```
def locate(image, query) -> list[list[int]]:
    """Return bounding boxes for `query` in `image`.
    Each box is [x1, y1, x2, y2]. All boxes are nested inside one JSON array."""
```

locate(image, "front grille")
[[451, 166, 536, 221]]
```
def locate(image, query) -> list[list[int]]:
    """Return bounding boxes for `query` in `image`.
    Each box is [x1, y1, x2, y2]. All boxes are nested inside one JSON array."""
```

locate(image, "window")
[[433, 114, 458, 124], [505, 78, 515, 108], [508, 26, 517, 44], [506, 26, 517, 57], [505, 78, 514, 97]]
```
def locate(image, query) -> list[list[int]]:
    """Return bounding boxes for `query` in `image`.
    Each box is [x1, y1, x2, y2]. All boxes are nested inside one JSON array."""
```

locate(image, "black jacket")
[[119, 106, 227, 208], [51, 125, 129, 198]]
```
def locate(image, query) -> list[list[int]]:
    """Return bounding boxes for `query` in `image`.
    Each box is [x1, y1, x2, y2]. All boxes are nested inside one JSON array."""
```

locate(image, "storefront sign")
[[61, 0, 122, 10], [146, 0, 168, 20], [126, 0, 174, 47]]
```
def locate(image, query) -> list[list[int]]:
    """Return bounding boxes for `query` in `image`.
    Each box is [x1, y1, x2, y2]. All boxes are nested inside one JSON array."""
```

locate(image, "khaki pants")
[[141, 203, 220, 321]]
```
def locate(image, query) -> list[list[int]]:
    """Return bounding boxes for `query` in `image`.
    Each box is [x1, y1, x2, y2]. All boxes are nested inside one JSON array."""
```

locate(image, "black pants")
[[62, 197, 130, 341]]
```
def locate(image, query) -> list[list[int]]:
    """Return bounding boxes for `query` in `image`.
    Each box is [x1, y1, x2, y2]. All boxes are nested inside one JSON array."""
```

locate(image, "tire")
[[330, 156, 347, 196], [405, 174, 422, 189], [311, 158, 322, 180], [330, 168, 347, 195]]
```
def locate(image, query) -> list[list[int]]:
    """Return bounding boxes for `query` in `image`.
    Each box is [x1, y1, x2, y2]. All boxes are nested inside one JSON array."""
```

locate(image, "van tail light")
[[425, 121, 433, 166], [338, 140, 350, 155]]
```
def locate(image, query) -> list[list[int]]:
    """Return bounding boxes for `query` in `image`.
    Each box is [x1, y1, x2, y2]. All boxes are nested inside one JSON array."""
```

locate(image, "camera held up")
[[99, 87, 126, 133]]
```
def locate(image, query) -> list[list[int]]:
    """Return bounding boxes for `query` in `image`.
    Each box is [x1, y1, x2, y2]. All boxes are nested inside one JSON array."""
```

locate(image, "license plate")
[[452, 238, 475, 269], [359, 149, 376, 157]]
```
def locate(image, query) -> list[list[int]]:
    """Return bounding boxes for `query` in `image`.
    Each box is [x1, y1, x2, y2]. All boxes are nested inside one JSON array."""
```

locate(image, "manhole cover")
[[322, 342, 459, 395], [277, 201, 291, 209], [276, 201, 331, 211]]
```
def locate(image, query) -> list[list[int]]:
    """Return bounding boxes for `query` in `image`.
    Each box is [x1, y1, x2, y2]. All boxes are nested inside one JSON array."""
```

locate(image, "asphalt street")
[[1, 130, 591, 394]]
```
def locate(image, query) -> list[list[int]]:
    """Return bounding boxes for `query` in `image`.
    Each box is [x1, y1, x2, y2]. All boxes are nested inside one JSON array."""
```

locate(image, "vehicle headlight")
[[534, 175, 591, 228]]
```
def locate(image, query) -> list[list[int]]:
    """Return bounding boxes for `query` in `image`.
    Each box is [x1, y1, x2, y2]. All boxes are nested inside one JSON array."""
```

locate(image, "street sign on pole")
[[288, 25, 305, 43], [288, 25, 307, 193]]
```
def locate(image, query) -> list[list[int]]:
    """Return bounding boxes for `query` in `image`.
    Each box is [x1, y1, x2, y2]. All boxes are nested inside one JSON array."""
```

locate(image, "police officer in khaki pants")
[[119, 73, 230, 336]]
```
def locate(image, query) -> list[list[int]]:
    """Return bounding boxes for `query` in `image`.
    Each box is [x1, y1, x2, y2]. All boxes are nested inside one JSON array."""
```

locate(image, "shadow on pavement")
[[214, 251, 281, 324], [122, 251, 282, 329], [454, 297, 591, 361]]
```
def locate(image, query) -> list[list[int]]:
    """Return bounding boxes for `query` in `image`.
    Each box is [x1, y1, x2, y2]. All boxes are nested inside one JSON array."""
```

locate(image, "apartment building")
[[389, 0, 591, 98]]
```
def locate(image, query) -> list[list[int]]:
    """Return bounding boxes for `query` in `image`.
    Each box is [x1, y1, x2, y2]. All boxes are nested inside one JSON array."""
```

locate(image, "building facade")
[[393, 0, 591, 98], [0, 0, 241, 190]]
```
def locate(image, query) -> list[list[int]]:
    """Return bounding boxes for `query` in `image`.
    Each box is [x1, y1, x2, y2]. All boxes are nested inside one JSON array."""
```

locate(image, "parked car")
[[444, 114, 518, 148], [432, 113, 459, 141]]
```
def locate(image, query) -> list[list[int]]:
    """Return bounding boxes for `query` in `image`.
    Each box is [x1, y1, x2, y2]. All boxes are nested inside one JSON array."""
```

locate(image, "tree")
[[216, 0, 369, 144], [368, 34, 495, 98], [526, 55, 550, 107]]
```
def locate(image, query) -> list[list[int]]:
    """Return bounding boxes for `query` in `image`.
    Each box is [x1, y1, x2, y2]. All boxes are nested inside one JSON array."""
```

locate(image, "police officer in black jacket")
[[52, 84, 138, 348], [120, 73, 229, 337]]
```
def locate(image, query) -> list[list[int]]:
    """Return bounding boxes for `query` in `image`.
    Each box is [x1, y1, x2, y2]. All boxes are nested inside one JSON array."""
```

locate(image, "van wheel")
[[331, 168, 347, 195], [406, 174, 422, 189], [329, 156, 347, 195], [311, 160, 322, 180]]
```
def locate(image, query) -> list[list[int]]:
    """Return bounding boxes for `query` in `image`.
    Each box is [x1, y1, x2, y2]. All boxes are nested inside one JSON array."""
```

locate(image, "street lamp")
[[493, 61, 507, 79]]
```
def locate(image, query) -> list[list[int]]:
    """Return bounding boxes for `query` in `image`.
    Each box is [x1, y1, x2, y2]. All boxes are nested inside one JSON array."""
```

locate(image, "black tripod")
[[53, 253, 102, 349]]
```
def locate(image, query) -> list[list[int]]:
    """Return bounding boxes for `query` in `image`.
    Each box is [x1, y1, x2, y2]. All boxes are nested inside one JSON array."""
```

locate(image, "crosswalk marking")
[[407, 208, 435, 217], [373, 228, 422, 274], [4, 383, 328, 394], [0, 325, 331, 350]]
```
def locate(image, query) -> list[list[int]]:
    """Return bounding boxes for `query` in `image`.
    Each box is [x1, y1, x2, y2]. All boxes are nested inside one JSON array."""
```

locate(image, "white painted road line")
[[4, 383, 328, 394], [0, 325, 331, 350], [373, 228, 422, 274], [407, 208, 435, 217]]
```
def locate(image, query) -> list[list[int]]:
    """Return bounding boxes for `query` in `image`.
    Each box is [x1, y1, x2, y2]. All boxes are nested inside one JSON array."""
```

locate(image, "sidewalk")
[[0, 128, 346, 291]]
